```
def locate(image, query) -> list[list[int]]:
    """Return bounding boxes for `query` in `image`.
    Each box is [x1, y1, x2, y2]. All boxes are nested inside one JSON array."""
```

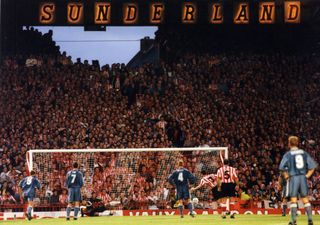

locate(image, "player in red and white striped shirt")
[[190, 171, 222, 204], [216, 159, 238, 219], [216, 164, 238, 184], [191, 173, 217, 191]]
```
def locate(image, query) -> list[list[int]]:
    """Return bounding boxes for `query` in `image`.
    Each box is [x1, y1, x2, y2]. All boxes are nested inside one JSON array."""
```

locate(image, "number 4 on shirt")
[[178, 172, 184, 181]]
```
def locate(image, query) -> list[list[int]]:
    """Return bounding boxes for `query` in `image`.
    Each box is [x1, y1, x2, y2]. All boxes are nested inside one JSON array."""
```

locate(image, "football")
[[192, 197, 199, 204]]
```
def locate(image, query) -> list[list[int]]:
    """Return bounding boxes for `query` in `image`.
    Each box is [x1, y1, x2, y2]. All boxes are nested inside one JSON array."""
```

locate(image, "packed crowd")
[[3, 26, 60, 56], [0, 29, 320, 209]]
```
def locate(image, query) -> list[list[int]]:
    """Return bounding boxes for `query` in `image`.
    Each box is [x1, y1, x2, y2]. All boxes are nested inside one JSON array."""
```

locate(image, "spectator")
[[59, 189, 68, 204], [50, 190, 60, 204]]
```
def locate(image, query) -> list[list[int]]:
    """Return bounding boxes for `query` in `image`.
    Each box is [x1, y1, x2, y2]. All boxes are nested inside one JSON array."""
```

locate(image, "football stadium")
[[0, 0, 320, 224]]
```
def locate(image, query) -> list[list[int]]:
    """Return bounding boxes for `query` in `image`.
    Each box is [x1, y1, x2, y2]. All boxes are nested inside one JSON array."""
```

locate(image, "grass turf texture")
[[1, 215, 319, 225]]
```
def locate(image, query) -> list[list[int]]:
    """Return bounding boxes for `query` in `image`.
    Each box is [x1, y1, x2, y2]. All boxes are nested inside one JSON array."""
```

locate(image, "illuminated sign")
[[38, 1, 302, 25], [285, 1, 300, 23], [67, 3, 84, 24], [259, 2, 275, 24], [210, 3, 223, 24], [95, 2, 111, 24], [150, 3, 165, 24], [234, 3, 249, 24], [39, 2, 55, 24], [182, 3, 197, 24], [123, 3, 139, 24]]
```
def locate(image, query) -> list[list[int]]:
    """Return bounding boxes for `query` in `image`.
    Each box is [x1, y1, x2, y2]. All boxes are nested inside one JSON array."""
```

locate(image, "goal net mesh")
[[27, 147, 227, 209]]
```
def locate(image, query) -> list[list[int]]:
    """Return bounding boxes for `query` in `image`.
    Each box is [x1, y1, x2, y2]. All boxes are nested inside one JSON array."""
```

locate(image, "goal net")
[[26, 147, 227, 209]]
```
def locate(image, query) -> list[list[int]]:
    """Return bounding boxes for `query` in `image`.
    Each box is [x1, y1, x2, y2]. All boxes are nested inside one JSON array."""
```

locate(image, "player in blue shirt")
[[168, 159, 196, 218], [19, 171, 41, 221], [279, 136, 318, 225], [65, 162, 84, 221]]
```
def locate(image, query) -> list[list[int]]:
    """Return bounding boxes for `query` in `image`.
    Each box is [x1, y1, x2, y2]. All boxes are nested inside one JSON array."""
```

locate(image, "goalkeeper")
[[81, 192, 107, 217]]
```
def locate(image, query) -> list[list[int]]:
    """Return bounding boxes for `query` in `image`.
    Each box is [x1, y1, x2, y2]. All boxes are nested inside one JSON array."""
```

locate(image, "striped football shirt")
[[217, 165, 238, 183], [199, 174, 217, 188]]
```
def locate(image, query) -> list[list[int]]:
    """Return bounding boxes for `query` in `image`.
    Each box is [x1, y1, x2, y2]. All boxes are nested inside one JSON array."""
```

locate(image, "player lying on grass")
[[168, 160, 196, 218], [279, 136, 317, 225], [80, 192, 108, 217], [19, 170, 41, 221]]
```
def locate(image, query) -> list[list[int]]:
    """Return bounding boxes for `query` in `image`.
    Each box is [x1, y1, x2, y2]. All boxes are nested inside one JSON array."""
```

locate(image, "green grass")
[[2, 215, 319, 225]]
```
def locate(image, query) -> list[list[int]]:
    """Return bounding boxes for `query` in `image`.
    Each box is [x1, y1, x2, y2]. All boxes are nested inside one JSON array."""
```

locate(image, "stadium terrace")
[[39, 1, 302, 25]]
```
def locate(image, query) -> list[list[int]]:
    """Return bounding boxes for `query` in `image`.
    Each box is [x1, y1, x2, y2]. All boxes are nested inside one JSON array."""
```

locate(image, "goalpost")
[[26, 147, 228, 209]]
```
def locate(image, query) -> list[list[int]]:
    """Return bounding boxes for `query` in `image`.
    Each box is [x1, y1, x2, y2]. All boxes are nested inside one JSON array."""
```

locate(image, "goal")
[[26, 147, 228, 209]]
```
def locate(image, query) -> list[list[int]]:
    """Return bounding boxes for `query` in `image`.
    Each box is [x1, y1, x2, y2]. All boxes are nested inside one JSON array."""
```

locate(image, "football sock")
[[74, 207, 80, 218], [290, 203, 298, 223], [226, 198, 230, 212], [66, 207, 71, 218], [304, 203, 312, 221], [27, 206, 32, 215], [178, 205, 183, 216], [187, 202, 193, 214], [282, 203, 287, 215]]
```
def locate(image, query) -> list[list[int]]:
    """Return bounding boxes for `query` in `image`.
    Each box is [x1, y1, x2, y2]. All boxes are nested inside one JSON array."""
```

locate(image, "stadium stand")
[[0, 27, 319, 212]]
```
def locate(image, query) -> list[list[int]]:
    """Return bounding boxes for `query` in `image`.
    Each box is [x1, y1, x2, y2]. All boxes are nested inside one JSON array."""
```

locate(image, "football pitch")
[[1, 215, 319, 225]]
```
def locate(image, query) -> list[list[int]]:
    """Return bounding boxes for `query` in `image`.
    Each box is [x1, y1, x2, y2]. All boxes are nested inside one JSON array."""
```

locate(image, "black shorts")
[[220, 183, 236, 198], [212, 186, 222, 200]]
